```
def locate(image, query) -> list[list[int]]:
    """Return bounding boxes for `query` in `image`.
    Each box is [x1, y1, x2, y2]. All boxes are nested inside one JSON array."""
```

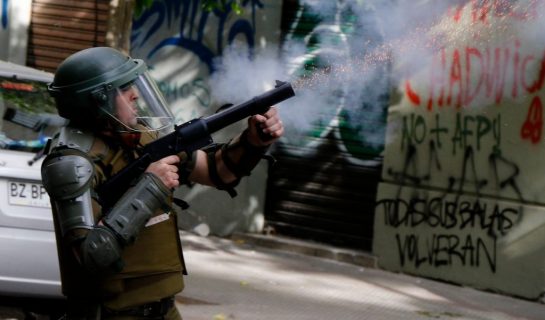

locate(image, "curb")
[[230, 232, 378, 269]]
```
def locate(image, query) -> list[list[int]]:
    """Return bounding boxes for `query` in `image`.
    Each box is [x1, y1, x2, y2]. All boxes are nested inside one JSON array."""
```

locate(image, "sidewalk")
[[176, 231, 545, 320]]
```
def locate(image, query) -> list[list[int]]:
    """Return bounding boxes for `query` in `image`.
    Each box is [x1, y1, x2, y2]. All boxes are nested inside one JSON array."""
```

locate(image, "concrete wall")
[[129, 0, 284, 236], [373, 0, 545, 299], [0, 0, 31, 65]]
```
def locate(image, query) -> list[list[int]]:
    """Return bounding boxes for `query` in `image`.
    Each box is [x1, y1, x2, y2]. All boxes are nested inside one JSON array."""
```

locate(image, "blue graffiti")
[[2, 0, 8, 29], [131, 0, 263, 73]]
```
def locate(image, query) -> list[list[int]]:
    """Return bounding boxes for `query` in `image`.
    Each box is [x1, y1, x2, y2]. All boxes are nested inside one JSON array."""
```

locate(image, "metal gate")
[[265, 135, 382, 251], [264, 0, 388, 251]]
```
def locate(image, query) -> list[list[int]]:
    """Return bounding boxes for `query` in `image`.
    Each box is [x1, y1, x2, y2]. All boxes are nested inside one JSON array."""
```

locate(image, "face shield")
[[101, 71, 174, 135]]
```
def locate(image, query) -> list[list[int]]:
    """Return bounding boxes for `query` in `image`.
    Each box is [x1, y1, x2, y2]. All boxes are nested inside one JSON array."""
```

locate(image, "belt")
[[103, 297, 175, 318]]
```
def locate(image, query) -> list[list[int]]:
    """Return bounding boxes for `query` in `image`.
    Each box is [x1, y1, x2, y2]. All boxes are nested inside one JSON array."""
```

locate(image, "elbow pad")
[[81, 226, 124, 273], [81, 173, 170, 273], [42, 151, 122, 273]]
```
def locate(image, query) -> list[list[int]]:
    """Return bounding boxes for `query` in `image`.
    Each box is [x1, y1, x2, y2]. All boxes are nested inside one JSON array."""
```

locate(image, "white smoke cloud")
[[209, 45, 290, 104], [208, 0, 545, 154]]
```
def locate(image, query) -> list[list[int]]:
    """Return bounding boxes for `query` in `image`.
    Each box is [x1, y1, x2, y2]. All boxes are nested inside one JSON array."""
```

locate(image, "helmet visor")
[[103, 71, 174, 134]]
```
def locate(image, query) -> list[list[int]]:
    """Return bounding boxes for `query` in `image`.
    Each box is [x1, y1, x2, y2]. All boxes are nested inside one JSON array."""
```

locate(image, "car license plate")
[[8, 180, 51, 208]]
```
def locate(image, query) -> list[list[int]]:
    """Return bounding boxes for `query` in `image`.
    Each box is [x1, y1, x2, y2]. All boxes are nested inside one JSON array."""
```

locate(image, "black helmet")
[[48, 47, 173, 133]]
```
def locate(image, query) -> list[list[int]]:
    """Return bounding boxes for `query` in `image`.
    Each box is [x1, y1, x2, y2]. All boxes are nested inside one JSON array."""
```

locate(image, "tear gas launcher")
[[97, 80, 295, 210]]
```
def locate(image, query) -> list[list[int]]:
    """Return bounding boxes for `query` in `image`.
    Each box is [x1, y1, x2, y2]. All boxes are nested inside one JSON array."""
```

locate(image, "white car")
[[0, 60, 64, 298]]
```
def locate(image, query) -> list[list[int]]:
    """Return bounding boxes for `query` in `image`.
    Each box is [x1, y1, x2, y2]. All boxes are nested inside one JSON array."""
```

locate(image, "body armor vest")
[[47, 128, 185, 310]]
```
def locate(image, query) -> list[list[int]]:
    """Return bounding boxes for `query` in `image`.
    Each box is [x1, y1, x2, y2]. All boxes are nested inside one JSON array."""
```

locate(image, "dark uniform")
[[44, 128, 185, 317], [39, 47, 189, 318], [41, 46, 279, 320]]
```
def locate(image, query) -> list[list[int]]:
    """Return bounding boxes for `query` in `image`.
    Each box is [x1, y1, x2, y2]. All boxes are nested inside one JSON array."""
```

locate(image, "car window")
[[0, 78, 65, 153]]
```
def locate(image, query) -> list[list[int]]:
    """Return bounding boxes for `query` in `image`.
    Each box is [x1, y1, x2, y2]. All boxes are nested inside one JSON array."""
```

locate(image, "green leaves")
[[134, 0, 154, 18], [134, 0, 244, 19], [135, 0, 244, 17], [196, 0, 245, 15]]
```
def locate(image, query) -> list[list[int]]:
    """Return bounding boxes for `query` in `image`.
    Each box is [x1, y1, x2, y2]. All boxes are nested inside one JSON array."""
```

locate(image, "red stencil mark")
[[521, 96, 543, 144], [405, 80, 421, 106]]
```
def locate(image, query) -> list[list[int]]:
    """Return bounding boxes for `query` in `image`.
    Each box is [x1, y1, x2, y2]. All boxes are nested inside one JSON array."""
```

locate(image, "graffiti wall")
[[255, 0, 390, 248], [374, 0, 545, 299], [277, 1, 389, 164], [130, 0, 284, 236], [0, 0, 32, 65]]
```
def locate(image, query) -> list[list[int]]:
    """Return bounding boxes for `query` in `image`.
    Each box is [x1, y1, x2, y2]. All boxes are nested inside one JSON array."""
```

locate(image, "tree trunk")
[[105, 0, 135, 54]]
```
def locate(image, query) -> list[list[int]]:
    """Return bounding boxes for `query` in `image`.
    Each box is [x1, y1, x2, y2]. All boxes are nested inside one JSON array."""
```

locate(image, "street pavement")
[[176, 231, 545, 320], [2, 231, 545, 320]]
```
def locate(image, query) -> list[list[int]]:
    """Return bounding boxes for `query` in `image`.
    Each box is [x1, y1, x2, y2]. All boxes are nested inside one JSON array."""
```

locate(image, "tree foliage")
[[107, 0, 244, 52], [134, 0, 243, 17], [201, 0, 244, 14]]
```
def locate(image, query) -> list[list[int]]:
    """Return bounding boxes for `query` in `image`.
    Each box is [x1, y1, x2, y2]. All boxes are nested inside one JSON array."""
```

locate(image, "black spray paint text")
[[377, 196, 519, 235]]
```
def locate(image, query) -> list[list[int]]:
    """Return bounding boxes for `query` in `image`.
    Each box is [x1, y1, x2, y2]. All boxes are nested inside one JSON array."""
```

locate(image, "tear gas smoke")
[[208, 0, 545, 154]]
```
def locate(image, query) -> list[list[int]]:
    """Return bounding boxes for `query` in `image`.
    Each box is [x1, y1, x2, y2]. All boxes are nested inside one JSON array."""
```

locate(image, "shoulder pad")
[[48, 126, 94, 153], [41, 154, 94, 200]]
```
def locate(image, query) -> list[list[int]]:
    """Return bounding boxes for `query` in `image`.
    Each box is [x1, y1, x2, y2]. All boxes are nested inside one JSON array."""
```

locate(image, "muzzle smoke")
[[209, 0, 545, 152]]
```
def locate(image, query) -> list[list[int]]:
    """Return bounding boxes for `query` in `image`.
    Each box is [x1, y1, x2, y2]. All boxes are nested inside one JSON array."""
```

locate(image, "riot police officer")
[[41, 47, 284, 319]]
